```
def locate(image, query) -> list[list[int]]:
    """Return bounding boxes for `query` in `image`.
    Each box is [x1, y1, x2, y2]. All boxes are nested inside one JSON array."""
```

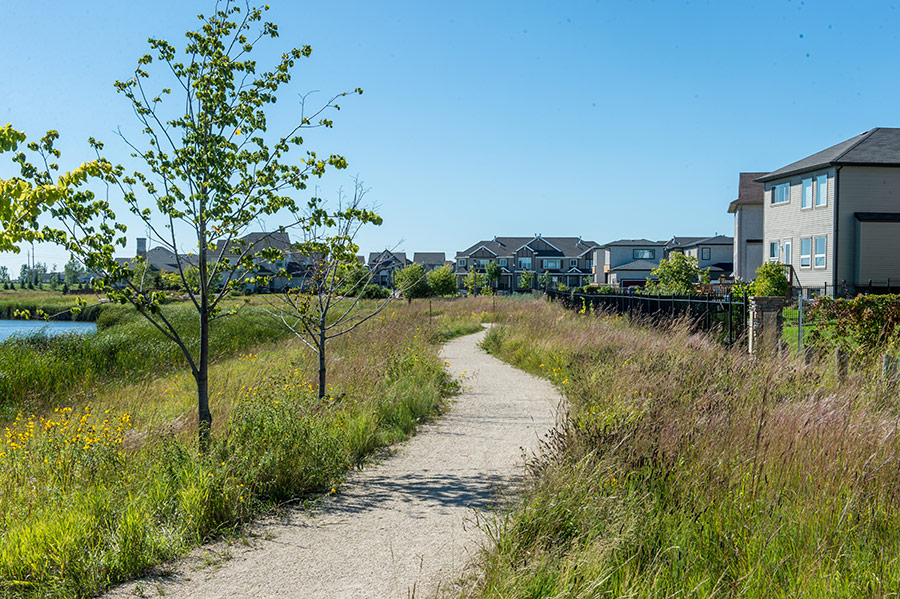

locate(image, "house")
[[727, 173, 765, 281], [592, 239, 666, 287], [368, 250, 409, 287], [666, 235, 734, 281], [412, 252, 447, 272], [455, 235, 599, 291], [757, 127, 900, 292]]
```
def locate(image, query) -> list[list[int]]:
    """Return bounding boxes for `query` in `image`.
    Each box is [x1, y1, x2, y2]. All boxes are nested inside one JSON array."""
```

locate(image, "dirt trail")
[[104, 327, 559, 599]]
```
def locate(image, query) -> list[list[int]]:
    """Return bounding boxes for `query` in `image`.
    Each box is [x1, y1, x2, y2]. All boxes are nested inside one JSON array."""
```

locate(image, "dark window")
[[633, 249, 655, 260]]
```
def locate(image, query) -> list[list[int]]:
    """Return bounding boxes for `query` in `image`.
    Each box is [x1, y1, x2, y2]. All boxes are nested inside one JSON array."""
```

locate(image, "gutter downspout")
[[834, 165, 841, 295]]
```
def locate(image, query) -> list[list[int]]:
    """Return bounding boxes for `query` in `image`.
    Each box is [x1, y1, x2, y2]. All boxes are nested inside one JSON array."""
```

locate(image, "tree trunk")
[[197, 306, 212, 451], [318, 318, 327, 400]]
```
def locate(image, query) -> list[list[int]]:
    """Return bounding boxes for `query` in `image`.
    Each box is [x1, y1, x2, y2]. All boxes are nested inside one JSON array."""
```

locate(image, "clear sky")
[[2, 0, 899, 273]]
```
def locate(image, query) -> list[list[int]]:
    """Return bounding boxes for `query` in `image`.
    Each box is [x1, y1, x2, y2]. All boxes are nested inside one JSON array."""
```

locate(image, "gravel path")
[[104, 328, 559, 599]]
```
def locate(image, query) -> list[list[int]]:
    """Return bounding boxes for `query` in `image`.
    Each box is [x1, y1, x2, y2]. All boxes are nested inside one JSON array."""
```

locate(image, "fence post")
[[835, 349, 848, 383], [748, 296, 785, 356], [797, 295, 804, 356]]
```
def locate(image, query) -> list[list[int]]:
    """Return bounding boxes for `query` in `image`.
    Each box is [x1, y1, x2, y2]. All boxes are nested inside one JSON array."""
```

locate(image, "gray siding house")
[[667, 235, 734, 280], [368, 251, 409, 287], [728, 173, 765, 281], [757, 127, 900, 292], [593, 239, 667, 287], [412, 252, 447, 271], [455, 235, 599, 291]]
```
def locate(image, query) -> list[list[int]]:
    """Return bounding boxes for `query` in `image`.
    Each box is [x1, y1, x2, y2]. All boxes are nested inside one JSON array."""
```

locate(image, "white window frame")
[[814, 236, 826, 268], [569, 259, 577, 268], [815, 173, 828, 207], [801, 177, 813, 209], [701, 247, 711, 261], [543, 259, 560, 270], [498, 258, 507, 267], [782, 239, 792, 266], [768, 241, 779, 262], [773, 183, 790, 205], [799, 237, 811, 268], [517, 257, 532, 270], [458, 259, 467, 267], [633, 248, 655, 260], [585, 259, 592, 269]]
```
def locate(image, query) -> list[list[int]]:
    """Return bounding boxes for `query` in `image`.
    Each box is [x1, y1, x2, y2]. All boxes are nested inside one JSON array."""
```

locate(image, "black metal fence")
[[547, 289, 749, 345]]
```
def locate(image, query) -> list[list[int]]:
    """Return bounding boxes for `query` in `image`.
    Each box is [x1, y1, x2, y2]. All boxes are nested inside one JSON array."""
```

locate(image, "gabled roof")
[[457, 236, 600, 258], [665, 236, 707, 249], [368, 251, 407, 269], [609, 259, 660, 272], [758, 128, 900, 182], [675, 235, 734, 249], [601, 239, 667, 248], [413, 252, 446, 264], [212, 231, 292, 260], [728, 172, 766, 213]]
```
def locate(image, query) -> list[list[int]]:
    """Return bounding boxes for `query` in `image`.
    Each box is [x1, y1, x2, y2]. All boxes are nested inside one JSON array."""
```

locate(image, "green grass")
[[0, 298, 490, 598], [465, 299, 900, 598]]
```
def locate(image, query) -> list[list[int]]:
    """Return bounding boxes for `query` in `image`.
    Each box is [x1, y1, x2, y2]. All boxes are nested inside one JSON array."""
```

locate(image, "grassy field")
[[465, 299, 900, 598], [0, 297, 489, 599]]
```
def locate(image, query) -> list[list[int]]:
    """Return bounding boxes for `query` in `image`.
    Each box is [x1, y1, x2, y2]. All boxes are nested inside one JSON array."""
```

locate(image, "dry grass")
[[469, 298, 900, 598]]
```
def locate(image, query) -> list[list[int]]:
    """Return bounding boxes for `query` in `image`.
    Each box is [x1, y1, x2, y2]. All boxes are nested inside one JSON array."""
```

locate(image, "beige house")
[[727, 173, 765, 281], [758, 127, 900, 293]]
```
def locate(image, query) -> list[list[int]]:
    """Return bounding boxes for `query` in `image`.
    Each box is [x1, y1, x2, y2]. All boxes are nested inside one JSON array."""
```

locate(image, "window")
[[769, 241, 779, 262], [799, 238, 811, 268], [633, 249, 655, 260], [782, 239, 792, 266], [543, 259, 560, 270], [814, 236, 826, 268], [475, 258, 490, 267], [815, 174, 827, 207], [701, 247, 711, 261], [458, 259, 467, 267], [517, 257, 532, 270], [569, 259, 577, 268], [499, 258, 507, 267], [585, 259, 592, 269], [773, 183, 790, 205], [801, 177, 813, 209]]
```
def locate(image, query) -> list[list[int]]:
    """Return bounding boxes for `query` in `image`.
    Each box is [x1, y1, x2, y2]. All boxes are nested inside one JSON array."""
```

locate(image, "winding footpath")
[[104, 328, 560, 599]]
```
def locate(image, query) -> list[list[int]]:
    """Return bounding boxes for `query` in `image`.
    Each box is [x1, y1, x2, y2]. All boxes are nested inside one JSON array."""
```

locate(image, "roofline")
[[757, 129, 884, 182], [514, 236, 562, 253]]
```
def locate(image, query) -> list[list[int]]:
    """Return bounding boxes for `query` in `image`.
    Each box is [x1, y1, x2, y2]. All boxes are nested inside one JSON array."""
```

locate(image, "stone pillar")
[[748, 296, 785, 356]]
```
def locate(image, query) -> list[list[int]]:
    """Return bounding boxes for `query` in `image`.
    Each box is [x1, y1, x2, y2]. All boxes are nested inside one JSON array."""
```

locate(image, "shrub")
[[750, 261, 790, 297]]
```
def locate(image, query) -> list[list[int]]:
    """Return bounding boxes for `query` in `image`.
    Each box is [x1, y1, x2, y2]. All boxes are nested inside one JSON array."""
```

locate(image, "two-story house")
[[728, 173, 765, 281], [757, 127, 900, 293], [412, 252, 447, 272], [666, 235, 734, 281], [593, 239, 667, 287], [368, 250, 409, 287], [455, 235, 599, 291]]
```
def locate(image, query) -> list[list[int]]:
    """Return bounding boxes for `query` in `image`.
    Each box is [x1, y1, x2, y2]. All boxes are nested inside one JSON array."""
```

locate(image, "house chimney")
[[136, 238, 147, 260]]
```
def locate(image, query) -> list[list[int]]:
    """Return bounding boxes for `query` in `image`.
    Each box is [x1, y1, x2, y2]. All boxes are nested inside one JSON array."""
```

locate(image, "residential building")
[[666, 235, 734, 281], [727, 173, 765, 281], [367, 250, 409, 287], [412, 252, 447, 271], [592, 239, 666, 287], [455, 235, 599, 291], [757, 127, 900, 292]]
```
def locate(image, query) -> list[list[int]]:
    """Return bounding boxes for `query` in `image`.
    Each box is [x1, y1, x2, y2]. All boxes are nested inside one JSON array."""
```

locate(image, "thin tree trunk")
[[318, 322, 327, 400], [197, 319, 211, 451]]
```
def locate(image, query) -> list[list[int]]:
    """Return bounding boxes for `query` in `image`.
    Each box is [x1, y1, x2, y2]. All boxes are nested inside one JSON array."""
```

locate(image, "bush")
[[644, 253, 708, 295], [427, 265, 457, 297], [360, 284, 390, 299], [393, 263, 431, 298], [750, 261, 790, 297]]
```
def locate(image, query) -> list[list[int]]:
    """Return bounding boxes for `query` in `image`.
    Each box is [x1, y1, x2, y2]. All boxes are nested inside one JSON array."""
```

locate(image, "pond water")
[[0, 319, 97, 341]]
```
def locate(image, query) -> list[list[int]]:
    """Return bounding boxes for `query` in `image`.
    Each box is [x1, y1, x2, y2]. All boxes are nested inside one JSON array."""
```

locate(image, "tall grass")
[[469, 299, 900, 598], [0, 299, 485, 598]]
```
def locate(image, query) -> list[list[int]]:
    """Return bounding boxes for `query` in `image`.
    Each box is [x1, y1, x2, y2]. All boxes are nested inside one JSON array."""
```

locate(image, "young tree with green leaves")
[[519, 269, 534, 290], [465, 269, 485, 296], [266, 180, 390, 400], [393, 263, 430, 299], [538, 271, 553, 291], [426, 264, 456, 297], [1, 3, 360, 450], [485, 260, 501, 293], [63, 259, 84, 286], [645, 253, 709, 295], [0, 265, 8, 283]]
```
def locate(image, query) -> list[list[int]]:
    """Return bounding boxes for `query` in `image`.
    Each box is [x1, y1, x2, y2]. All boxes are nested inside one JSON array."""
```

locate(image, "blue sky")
[[2, 0, 899, 273]]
